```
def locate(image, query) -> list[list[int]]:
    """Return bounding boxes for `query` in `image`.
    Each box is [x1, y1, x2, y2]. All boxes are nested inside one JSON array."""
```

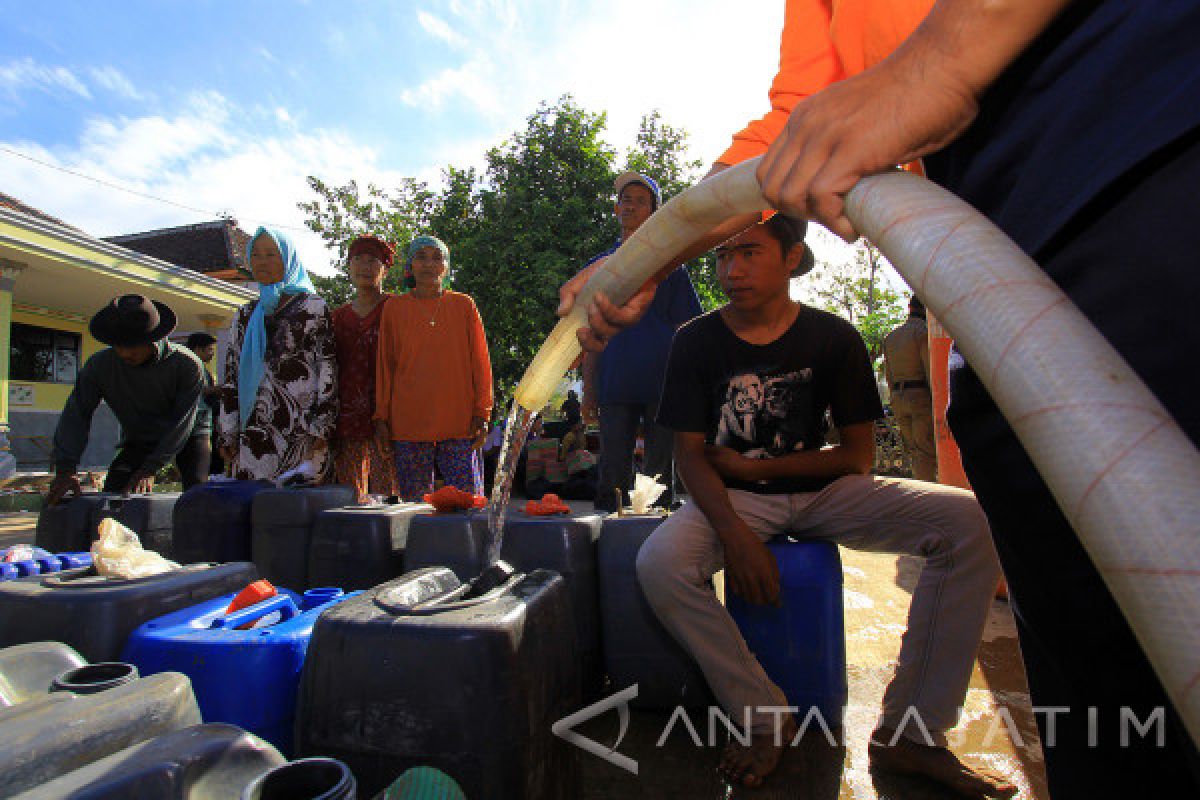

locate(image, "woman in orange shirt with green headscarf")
[[374, 235, 492, 501]]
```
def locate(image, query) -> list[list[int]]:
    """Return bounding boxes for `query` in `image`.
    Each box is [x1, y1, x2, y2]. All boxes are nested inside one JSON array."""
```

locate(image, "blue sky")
[[0, 1, 866, 276]]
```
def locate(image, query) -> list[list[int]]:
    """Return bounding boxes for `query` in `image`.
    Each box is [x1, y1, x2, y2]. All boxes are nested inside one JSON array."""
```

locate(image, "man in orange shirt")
[[562, 1, 1200, 797]]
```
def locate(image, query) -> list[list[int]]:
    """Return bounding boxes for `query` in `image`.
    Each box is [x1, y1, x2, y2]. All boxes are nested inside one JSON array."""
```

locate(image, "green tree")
[[299, 98, 722, 405], [809, 241, 908, 364], [298, 176, 437, 307], [448, 96, 617, 401]]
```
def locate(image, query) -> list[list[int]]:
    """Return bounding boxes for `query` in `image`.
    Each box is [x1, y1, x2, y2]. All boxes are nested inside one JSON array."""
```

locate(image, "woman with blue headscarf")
[[217, 227, 338, 482]]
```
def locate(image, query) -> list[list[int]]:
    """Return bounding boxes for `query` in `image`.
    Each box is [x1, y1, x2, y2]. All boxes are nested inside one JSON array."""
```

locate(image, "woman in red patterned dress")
[[330, 235, 399, 502]]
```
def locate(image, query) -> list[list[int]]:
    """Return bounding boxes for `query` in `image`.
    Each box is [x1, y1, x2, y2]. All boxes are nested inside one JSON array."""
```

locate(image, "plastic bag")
[[1, 544, 53, 563], [628, 473, 667, 515], [423, 485, 487, 513], [524, 493, 570, 516], [91, 517, 179, 579]]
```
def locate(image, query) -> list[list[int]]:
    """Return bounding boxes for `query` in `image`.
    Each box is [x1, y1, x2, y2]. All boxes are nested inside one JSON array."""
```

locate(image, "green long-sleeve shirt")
[[52, 340, 207, 475]]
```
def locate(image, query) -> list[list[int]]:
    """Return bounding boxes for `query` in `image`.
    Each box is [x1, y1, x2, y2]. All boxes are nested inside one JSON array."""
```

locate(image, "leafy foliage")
[[807, 241, 908, 365], [622, 111, 723, 311], [300, 96, 713, 404], [299, 177, 438, 307]]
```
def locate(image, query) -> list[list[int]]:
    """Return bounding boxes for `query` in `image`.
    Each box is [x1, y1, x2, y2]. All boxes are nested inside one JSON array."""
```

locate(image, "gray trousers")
[[636, 476, 1000, 743], [596, 402, 674, 507]]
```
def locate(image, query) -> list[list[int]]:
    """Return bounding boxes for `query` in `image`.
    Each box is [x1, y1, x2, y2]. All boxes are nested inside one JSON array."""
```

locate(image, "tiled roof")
[[0, 191, 81, 230], [104, 219, 251, 275]]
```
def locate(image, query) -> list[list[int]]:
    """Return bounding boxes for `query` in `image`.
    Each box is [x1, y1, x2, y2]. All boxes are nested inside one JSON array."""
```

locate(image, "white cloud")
[[89, 66, 142, 100], [0, 92, 406, 274], [396, 0, 783, 167], [393, 0, 868, 273], [0, 58, 90, 100], [399, 57, 502, 114], [0, 3, 854, 278], [391, 0, 845, 256], [416, 10, 468, 49]]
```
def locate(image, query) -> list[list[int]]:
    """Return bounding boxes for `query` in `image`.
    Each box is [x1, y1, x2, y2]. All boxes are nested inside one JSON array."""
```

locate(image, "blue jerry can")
[[726, 537, 848, 727], [121, 586, 357, 755]]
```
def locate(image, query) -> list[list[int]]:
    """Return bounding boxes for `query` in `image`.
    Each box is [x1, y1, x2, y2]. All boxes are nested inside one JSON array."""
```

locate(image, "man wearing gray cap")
[[583, 172, 702, 511]]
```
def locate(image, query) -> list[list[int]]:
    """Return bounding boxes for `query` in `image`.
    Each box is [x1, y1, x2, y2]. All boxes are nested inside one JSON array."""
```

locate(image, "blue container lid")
[[35, 557, 63, 574], [300, 588, 345, 612], [57, 552, 94, 569]]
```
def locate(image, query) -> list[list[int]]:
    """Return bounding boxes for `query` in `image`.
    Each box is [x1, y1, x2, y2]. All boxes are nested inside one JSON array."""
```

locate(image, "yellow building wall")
[[8, 307, 102, 412]]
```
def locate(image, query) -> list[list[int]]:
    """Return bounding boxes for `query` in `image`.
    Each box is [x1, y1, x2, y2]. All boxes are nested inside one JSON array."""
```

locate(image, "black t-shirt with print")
[[657, 306, 883, 495]]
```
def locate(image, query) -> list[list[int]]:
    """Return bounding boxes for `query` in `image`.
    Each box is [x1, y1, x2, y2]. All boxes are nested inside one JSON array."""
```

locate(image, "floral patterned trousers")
[[393, 438, 483, 501], [333, 437, 399, 503]]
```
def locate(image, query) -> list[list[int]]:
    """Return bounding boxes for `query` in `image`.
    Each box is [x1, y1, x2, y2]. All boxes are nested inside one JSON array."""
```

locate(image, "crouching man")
[[46, 295, 207, 504], [637, 214, 1014, 797]]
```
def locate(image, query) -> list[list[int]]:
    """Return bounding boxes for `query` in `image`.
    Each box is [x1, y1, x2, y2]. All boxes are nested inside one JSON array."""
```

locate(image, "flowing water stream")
[[484, 402, 539, 566]]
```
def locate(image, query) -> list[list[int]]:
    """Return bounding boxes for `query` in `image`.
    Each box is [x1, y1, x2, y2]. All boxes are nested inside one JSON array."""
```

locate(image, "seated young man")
[[638, 215, 1014, 797]]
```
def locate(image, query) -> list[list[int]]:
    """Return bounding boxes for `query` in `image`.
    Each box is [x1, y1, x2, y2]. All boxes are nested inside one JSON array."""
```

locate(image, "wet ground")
[[0, 511, 38, 550], [1, 506, 1048, 798]]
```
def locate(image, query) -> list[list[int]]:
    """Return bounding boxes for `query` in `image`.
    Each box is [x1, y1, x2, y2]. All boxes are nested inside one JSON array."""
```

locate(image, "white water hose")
[[514, 156, 1200, 745]]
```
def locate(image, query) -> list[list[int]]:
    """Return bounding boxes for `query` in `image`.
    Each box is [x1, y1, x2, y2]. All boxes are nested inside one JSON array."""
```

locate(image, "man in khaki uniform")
[[882, 296, 936, 481]]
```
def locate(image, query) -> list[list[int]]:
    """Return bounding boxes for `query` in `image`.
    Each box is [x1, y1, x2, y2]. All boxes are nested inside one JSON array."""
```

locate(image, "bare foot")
[[718, 715, 798, 788], [869, 726, 1018, 798]]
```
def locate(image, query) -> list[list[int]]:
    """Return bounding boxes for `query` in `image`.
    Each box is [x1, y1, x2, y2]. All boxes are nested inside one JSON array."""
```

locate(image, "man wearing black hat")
[[46, 295, 208, 505]]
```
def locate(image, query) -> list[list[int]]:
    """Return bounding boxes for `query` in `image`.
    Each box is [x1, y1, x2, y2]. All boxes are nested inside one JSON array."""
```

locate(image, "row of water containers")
[[0, 641, 461, 798], [1, 482, 849, 798]]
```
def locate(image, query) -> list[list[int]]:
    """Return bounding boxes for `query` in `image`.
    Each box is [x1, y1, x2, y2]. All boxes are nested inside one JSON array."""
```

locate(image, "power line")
[[0, 144, 311, 234]]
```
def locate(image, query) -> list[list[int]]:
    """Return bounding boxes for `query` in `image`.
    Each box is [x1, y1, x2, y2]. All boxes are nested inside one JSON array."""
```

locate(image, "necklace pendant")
[[429, 320, 436, 327]]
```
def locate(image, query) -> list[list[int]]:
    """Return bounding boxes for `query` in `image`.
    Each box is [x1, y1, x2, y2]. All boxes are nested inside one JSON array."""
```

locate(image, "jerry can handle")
[[211, 594, 299, 629], [57, 552, 93, 569]]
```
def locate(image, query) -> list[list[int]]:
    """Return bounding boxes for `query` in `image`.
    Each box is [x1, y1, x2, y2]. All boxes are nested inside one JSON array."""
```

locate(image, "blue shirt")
[[591, 242, 703, 406], [924, 0, 1200, 259]]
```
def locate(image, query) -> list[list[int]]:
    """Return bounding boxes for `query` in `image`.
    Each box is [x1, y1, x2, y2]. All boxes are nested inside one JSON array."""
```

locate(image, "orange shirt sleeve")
[[718, 0, 844, 166], [466, 295, 493, 419]]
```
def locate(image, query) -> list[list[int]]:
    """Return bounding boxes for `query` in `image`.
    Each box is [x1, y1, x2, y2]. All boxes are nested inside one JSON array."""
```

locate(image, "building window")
[[9, 323, 81, 384]]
